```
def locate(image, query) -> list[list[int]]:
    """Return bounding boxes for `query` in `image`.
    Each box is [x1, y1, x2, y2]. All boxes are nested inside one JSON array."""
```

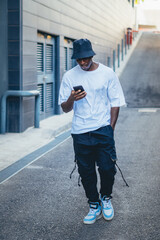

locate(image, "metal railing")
[[0, 90, 40, 134], [108, 30, 139, 71]]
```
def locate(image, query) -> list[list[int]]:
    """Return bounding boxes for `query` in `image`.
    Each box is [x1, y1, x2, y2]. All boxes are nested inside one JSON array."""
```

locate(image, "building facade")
[[0, 0, 135, 133]]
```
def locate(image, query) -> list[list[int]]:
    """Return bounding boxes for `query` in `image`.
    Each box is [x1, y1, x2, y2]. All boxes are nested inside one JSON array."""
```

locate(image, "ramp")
[[120, 32, 160, 108]]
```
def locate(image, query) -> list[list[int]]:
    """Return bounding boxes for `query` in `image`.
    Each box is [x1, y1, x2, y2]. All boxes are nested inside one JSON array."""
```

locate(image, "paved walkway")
[[0, 32, 142, 173], [0, 112, 73, 171]]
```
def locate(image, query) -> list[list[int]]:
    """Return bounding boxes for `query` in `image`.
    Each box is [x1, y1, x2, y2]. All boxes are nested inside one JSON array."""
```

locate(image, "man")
[[58, 39, 125, 224]]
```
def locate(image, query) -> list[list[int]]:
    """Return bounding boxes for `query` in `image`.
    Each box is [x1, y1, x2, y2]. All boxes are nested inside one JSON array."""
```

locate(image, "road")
[[0, 32, 160, 240], [120, 32, 160, 108]]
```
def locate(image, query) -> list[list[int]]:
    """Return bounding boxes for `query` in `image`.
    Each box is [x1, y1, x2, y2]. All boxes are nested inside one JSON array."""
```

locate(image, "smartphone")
[[73, 85, 85, 92]]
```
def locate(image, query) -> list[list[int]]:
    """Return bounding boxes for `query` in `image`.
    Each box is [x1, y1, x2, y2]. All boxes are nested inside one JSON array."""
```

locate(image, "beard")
[[80, 60, 93, 71]]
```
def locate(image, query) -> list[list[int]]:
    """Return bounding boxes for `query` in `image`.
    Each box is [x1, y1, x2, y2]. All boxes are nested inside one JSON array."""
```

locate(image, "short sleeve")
[[107, 71, 126, 107], [58, 75, 72, 105]]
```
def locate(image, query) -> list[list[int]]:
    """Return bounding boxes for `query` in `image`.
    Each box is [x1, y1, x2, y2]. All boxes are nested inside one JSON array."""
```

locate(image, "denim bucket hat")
[[71, 39, 96, 59]]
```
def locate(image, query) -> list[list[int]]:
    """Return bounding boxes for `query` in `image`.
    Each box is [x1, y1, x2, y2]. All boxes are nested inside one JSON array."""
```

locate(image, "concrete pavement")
[[1, 32, 160, 240], [0, 111, 73, 171], [0, 32, 142, 174], [0, 107, 160, 240], [120, 31, 160, 108]]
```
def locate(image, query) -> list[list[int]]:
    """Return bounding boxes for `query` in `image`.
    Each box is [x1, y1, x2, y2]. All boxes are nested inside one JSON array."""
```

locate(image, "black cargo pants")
[[72, 125, 117, 203]]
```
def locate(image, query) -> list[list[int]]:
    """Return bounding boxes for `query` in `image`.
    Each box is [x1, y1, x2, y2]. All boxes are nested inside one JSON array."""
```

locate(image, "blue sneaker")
[[101, 196, 114, 221], [83, 202, 102, 224]]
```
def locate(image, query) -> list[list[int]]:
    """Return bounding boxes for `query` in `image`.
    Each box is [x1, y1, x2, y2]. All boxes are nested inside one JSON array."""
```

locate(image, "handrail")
[[0, 90, 40, 134]]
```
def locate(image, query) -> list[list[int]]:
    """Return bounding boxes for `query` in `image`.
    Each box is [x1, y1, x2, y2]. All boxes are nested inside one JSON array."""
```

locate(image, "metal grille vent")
[[46, 44, 53, 72], [37, 84, 44, 112], [46, 83, 53, 112], [69, 48, 73, 69], [64, 47, 67, 71], [37, 43, 43, 72]]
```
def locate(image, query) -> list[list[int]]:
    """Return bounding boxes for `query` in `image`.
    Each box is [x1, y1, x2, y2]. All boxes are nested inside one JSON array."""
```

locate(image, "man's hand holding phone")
[[72, 85, 87, 101], [61, 85, 86, 113]]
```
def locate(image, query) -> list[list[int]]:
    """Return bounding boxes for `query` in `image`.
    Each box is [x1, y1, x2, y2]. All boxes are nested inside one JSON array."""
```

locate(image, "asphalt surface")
[[1, 32, 160, 240], [120, 32, 160, 108]]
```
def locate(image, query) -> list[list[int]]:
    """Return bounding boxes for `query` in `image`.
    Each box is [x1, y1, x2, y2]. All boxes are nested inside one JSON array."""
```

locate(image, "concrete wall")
[[0, 0, 8, 129], [1, 0, 135, 132], [22, 1, 37, 131], [7, 0, 23, 132], [0, 0, 22, 133], [21, 0, 135, 131], [23, 0, 135, 67]]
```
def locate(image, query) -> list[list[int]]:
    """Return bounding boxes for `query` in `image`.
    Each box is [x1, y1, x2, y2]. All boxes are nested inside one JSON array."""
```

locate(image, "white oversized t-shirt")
[[59, 63, 126, 134]]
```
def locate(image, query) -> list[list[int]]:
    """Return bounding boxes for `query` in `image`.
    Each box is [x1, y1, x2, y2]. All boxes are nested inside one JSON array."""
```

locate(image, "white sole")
[[102, 212, 114, 221], [83, 213, 102, 224]]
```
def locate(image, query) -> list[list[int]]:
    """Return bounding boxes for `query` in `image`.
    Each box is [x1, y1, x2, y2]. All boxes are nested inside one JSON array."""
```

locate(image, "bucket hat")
[[71, 39, 96, 59]]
